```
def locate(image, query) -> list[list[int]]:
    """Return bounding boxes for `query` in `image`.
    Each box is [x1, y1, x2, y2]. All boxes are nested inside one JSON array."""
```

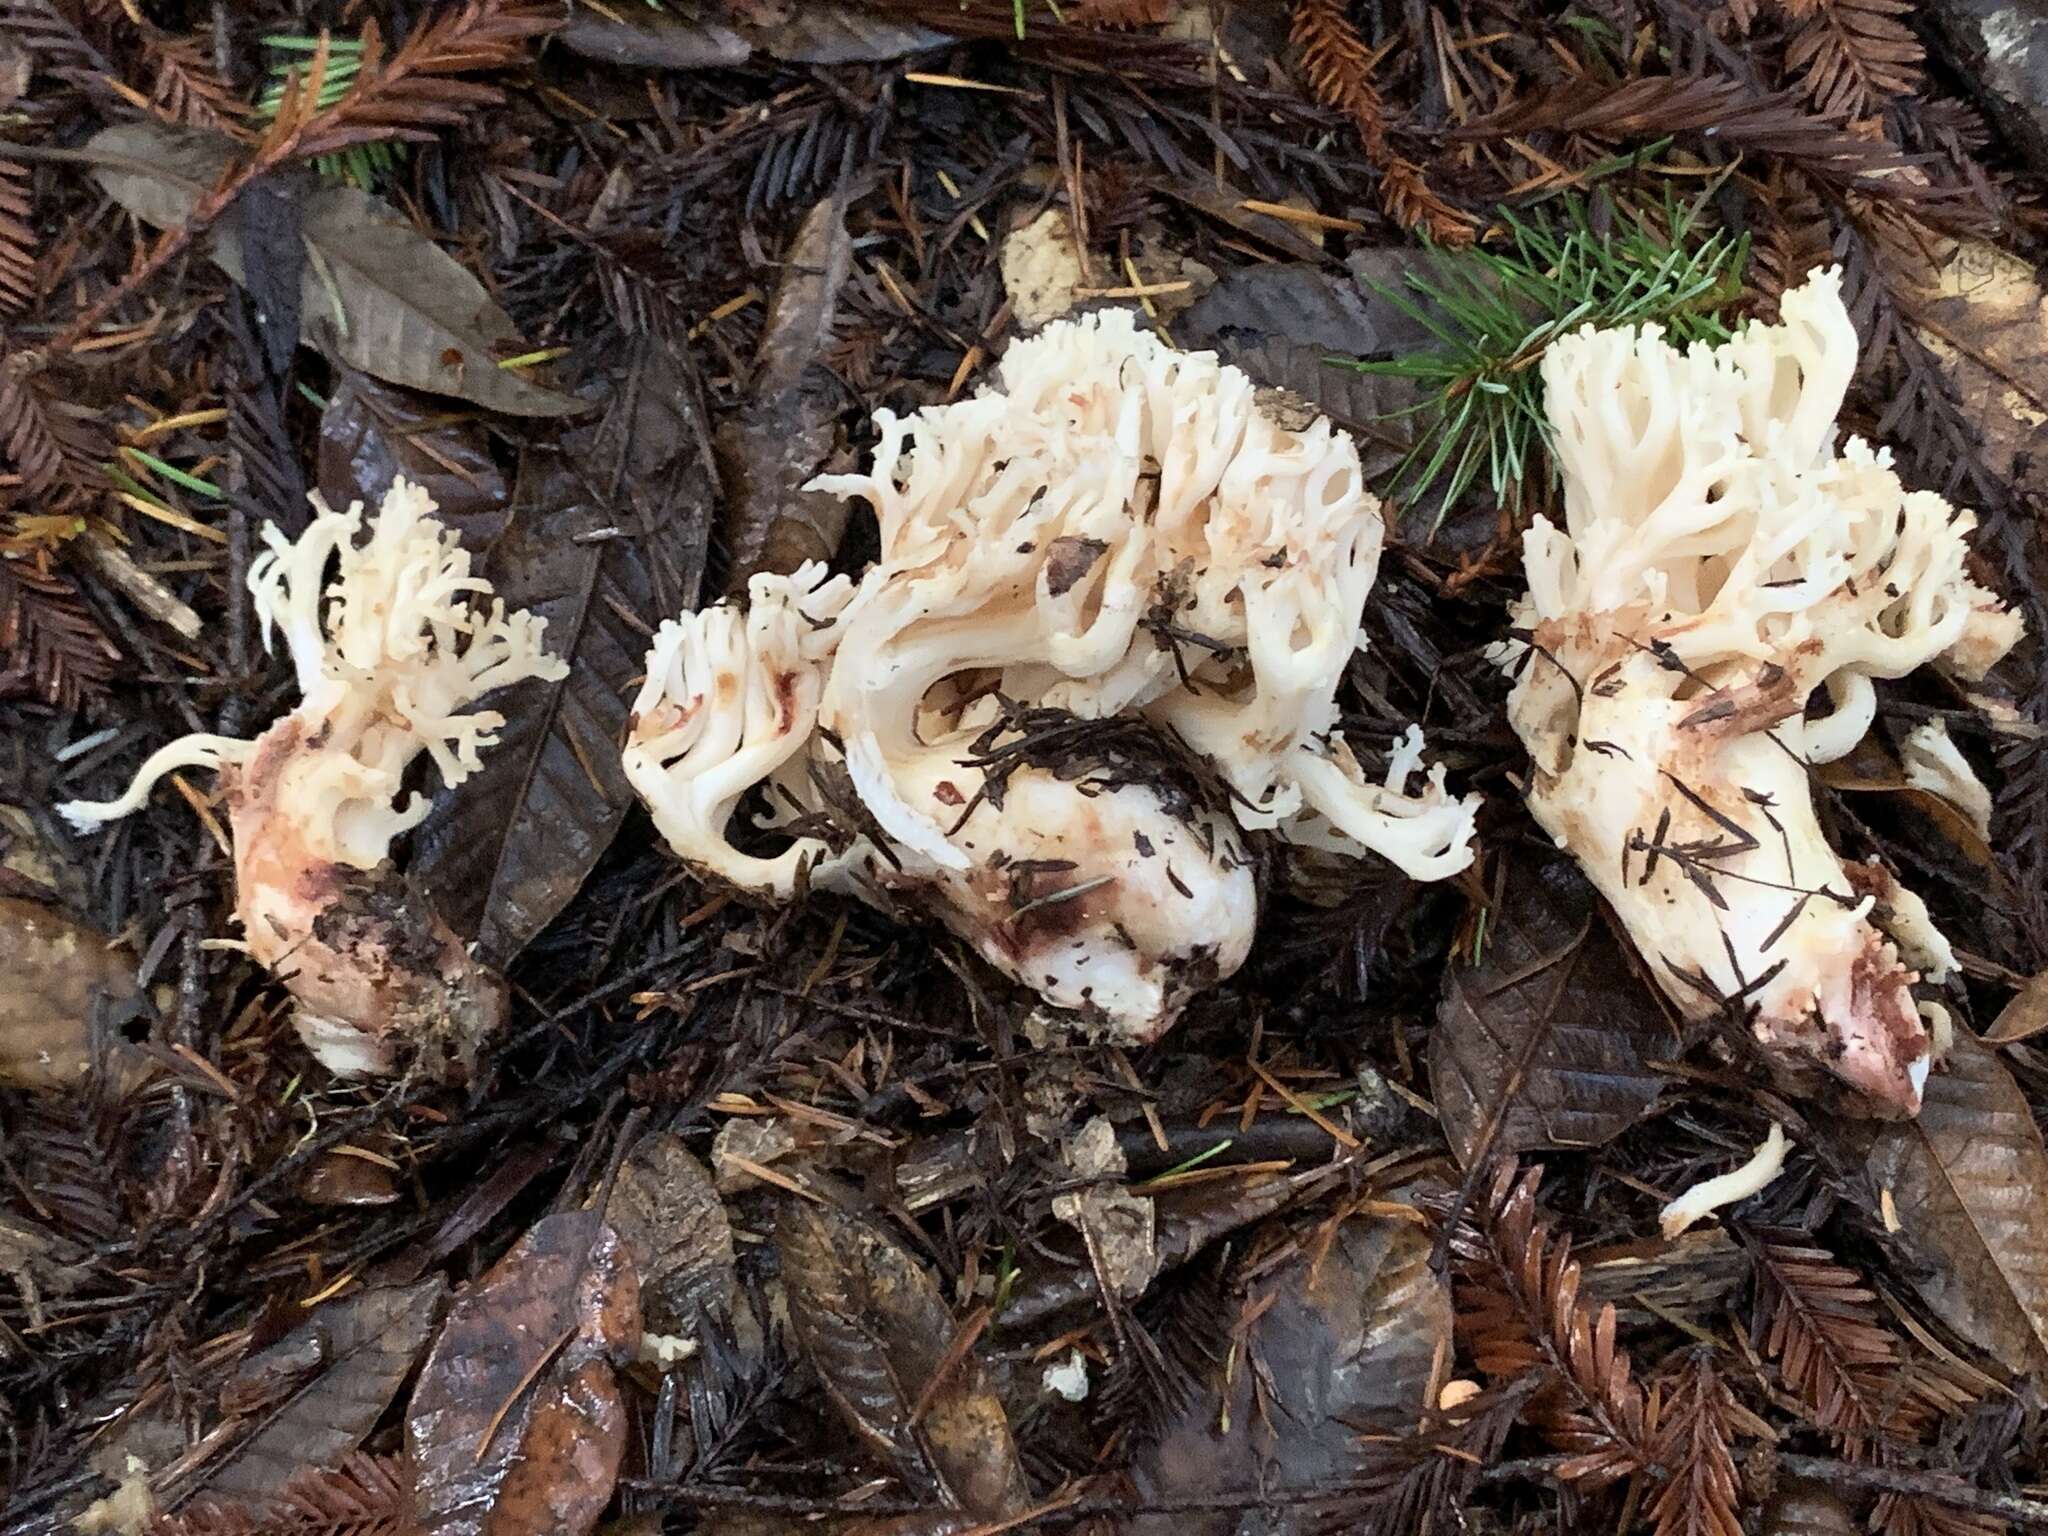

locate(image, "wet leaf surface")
[[410, 339, 714, 962], [1864, 1030, 2048, 1374], [86, 122, 580, 416], [1760, 1478, 1861, 1536], [1126, 1205, 1452, 1536], [201, 1278, 446, 1500], [316, 371, 512, 548], [0, 895, 150, 1092], [776, 1196, 1031, 1520], [1985, 970, 2048, 1044], [406, 1211, 639, 1536], [1430, 854, 1680, 1166], [715, 191, 855, 589], [601, 1130, 737, 1339]]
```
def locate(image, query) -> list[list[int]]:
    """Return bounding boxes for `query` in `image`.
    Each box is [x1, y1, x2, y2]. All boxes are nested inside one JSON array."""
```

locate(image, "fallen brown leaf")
[[1865, 1031, 2048, 1375], [406, 1211, 640, 1536], [775, 1197, 1030, 1521], [0, 895, 150, 1093], [1430, 853, 1680, 1166], [1127, 1204, 1451, 1536], [203, 1278, 446, 1500]]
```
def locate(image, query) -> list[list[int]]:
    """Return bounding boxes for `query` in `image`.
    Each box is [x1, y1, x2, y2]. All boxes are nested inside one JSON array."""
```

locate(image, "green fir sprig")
[[1343, 191, 1750, 522], [257, 34, 405, 190]]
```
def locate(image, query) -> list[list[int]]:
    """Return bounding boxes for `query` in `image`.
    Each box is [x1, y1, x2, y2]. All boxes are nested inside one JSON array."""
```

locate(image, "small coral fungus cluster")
[[61, 481, 566, 1079], [623, 309, 1479, 1040], [1497, 269, 2022, 1115]]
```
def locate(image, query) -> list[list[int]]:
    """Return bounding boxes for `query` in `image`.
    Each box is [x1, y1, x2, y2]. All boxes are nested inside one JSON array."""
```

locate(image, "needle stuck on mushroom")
[[60, 479, 567, 1079], [1497, 269, 2023, 1115], [624, 309, 1479, 1038]]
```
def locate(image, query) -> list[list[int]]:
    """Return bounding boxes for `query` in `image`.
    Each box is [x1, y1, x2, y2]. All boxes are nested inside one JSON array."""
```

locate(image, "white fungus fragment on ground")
[[1498, 269, 2023, 1116], [1902, 719, 1995, 836], [625, 311, 1478, 1041], [640, 1331, 699, 1367], [1437, 1379, 1482, 1412], [1043, 1349, 1091, 1402], [1000, 208, 1085, 328], [1659, 1124, 1790, 1238], [57, 480, 566, 1080]]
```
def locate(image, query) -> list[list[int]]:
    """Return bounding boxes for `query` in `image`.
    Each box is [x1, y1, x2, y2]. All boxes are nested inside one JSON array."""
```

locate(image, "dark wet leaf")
[[316, 372, 512, 548], [1151, 180, 1333, 263], [86, 122, 580, 417], [1175, 257, 1445, 509], [1127, 1206, 1452, 1536], [716, 191, 855, 589], [775, 1198, 1030, 1520], [602, 1132, 737, 1338], [239, 175, 307, 380], [407, 1211, 639, 1536], [411, 339, 714, 963], [999, 1165, 1320, 1331], [202, 1278, 446, 1500], [1430, 854, 1680, 1166], [1984, 970, 2048, 1044], [1864, 1030, 2048, 1375], [560, 0, 948, 67], [0, 896, 150, 1093]]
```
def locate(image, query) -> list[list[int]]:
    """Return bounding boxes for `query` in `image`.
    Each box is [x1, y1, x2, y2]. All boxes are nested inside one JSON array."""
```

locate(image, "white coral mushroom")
[[1499, 269, 2023, 1115], [59, 479, 567, 1078], [625, 309, 1478, 1038]]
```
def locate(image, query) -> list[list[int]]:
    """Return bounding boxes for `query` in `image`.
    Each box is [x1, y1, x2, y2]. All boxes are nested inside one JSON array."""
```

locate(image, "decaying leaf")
[[406, 1212, 640, 1536], [0, 896, 150, 1093], [1127, 1205, 1452, 1536], [715, 191, 854, 589], [199, 1279, 446, 1500], [1984, 969, 2048, 1045], [1913, 238, 2048, 498], [559, 0, 948, 67], [1175, 256, 1455, 516], [1814, 734, 2000, 881], [600, 1131, 737, 1338], [1430, 854, 1680, 1166], [775, 1197, 1030, 1521], [317, 372, 512, 549], [86, 122, 580, 417], [1865, 1031, 2048, 1375], [408, 338, 712, 962]]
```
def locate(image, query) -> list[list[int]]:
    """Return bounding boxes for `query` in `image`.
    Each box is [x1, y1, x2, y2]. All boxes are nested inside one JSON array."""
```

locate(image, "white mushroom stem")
[[1659, 1124, 1790, 1238]]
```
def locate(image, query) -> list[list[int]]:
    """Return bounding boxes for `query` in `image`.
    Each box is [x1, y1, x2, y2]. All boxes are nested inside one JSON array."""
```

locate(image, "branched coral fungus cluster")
[[60, 481, 567, 1079], [624, 309, 1479, 1038], [1497, 269, 2022, 1115], [56, 281, 2022, 1114]]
